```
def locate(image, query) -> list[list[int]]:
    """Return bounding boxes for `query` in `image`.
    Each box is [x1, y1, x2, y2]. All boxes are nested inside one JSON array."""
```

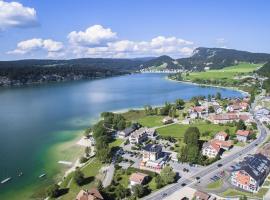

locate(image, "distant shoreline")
[[166, 76, 250, 97]]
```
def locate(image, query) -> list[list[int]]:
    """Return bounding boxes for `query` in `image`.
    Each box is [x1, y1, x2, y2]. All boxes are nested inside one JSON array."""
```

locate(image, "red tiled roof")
[[76, 188, 104, 200], [215, 131, 228, 138], [236, 130, 251, 137], [212, 139, 233, 148], [193, 106, 206, 112], [129, 172, 148, 184]]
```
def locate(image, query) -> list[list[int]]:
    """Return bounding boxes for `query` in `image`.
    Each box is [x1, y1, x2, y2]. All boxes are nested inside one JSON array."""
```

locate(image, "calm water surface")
[[0, 73, 243, 198]]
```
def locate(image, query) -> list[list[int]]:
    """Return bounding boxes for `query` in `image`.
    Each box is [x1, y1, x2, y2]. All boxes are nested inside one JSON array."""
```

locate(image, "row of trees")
[[144, 98, 185, 117], [178, 127, 201, 163]]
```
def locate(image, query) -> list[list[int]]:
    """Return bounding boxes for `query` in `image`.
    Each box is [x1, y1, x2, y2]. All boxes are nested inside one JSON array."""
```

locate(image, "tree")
[[160, 102, 172, 115], [46, 184, 60, 198], [97, 179, 104, 192], [84, 127, 91, 137], [160, 166, 176, 185], [96, 145, 111, 163], [240, 195, 247, 200], [175, 99, 185, 109], [208, 106, 215, 113], [216, 92, 222, 100], [155, 175, 163, 189], [85, 146, 91, 157], [132, 184, 146, 198], [115, 184, 129, 199], [237, 120, 247, 130], [184, 127, 200, 146], [74, 169, 85, 186]]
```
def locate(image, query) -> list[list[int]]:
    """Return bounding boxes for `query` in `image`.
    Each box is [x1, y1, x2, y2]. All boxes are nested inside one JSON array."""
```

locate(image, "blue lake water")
[[0, 73, 243, 199]]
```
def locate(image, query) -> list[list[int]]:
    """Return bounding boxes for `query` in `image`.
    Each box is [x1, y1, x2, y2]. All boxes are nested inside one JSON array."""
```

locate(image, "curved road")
[[143, 120, 269, 200]]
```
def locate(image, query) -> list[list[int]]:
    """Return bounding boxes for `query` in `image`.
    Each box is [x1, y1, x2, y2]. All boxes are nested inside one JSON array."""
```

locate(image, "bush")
[[79, 156, 89, 164], [46, 184, 60, 198], [74, 169, 85, 186]]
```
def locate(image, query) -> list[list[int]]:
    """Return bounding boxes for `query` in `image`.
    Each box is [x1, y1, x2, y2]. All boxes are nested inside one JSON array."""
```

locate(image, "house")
[[213, 105, 223, 114], [142, 144, 163, 162], [162, 116, 173, 124], [189, 110, 198, 119], [236, 130, 251, 142], [208, 113, 252, 124], [140, 144, 168, 173], [194, 190, 210, 200], [146, 128, 158, 140], [118, 127, 135, 138], [211, 139, 233, 151], [239, 102, 249, 111], [202, 141, 221, 158], [192, 106, 208, 118], [76, 188, 104, 200], [231, 154, 270, 192], [214, 131, 228, 141], [129, 172, 148, 187], [129, 128, 148, 144]]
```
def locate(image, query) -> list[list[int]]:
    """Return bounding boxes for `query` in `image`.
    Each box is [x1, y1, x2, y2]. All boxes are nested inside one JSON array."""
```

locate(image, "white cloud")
[[67, 25, 117, 46], [7, 25, 195, 59], [0, 0, 37, 30], [8, 38, 64, 57], [67, 25, 195, 58]]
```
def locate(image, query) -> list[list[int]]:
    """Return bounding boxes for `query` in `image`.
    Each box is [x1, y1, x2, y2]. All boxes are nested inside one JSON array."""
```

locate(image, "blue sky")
[[0, 0, 270, 60]]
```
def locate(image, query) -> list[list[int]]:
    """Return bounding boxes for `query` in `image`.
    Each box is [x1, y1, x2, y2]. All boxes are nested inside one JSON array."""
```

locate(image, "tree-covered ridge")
[[0, 58, 145, 86], [177, 47, 270, 71], [258, 61, 270, 93]]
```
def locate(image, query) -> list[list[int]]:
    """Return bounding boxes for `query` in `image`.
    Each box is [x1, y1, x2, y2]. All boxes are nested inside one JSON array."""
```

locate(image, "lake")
[[0, 73, 243, 199]]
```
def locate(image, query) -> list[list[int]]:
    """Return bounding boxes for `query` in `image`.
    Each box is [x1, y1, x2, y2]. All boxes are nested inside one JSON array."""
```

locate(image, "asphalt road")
[[142, 121, 269, 200]]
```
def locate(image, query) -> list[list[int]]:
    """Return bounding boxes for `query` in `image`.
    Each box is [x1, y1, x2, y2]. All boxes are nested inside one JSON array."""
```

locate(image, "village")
[[71, 91, 270, 200]]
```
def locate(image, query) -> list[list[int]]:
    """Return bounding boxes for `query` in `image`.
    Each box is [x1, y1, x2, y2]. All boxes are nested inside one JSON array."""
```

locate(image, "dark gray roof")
[[123, 127, 135, 134], [143, 144, 162, 153], [234, 154, 270, 182]]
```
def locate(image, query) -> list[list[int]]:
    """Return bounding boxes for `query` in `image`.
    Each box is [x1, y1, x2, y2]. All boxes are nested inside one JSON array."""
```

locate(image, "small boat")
[[1, 177, 12, 184], [39, 173, 46, 178]]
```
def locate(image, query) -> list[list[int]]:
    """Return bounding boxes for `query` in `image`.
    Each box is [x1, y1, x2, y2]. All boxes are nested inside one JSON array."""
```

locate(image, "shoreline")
[[165, 76, 250, 97]]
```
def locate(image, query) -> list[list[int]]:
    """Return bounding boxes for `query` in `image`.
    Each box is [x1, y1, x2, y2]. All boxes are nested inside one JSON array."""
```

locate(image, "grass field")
[[184, 62, 261, 81], [138, 115, 164, 127], [156, 122, 236, 140]]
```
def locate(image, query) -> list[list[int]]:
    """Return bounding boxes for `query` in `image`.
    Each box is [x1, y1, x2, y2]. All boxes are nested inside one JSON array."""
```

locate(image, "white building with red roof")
[[129, 172, 148, 187], [236, 130, 251, 142], [202, 141, 221, 158], [214, 131, 228, 141]]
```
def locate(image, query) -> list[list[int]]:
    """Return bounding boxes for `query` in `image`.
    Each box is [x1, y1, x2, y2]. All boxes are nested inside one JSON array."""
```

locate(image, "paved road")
[[142, 121, 269, 200], [102, 164, 115, 187]]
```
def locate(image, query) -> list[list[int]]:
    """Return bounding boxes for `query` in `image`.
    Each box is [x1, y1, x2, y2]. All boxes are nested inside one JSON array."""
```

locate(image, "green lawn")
[[156, 122, 236, 140], [122, 109, 146, 121], [207, 179, 223, 189], [222, 188, 268, 198], [112, 167, 158, 192], [109, 139, 124, 148], [185, 62, 260, 81], [60, 158, 103, 200], [222, 189, 252, 198], [138, 115, 164, 127]]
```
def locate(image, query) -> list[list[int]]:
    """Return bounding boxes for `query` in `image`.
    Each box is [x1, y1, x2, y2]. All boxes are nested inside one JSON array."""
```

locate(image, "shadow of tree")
[[56, 188, 69, 197]]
